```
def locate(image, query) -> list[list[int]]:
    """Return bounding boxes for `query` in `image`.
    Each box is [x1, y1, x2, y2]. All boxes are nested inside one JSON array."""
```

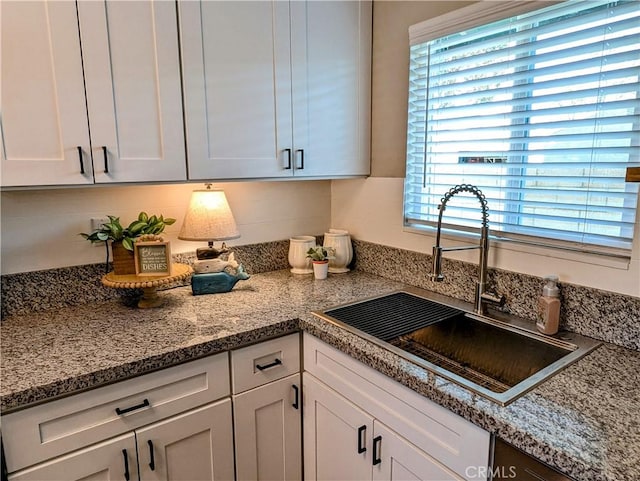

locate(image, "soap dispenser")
[[537, 275, 560, 335]]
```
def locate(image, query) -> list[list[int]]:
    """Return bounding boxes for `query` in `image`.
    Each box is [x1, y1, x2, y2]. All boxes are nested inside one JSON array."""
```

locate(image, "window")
[[404, 0, 640, 256]]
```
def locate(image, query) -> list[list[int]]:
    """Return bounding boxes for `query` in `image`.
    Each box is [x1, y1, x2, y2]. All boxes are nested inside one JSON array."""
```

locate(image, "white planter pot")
[[288, 236, 315, 274], [312, 260, 329, 280]]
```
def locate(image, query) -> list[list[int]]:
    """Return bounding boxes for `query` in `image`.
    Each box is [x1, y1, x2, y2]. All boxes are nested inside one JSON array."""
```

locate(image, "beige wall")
[[2, 0, 638, 298], [370, 1, 475, 177], [334, 0, 640, 297], [0, 181, 332, 274]]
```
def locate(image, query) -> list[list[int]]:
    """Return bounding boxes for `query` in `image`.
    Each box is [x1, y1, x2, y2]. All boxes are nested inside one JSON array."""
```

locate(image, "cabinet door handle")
[[115, 398, 150, 415], [255, 358, 282, 371], [292, 384, 299, 409], [284, 148, 292, 170], [148, 439, 155, 471], [77, 146, 85, 174], [357, 425, 367, 454], [103, 146, 109, 173], [373, 435, 382, 466], [122, 449, 130, 481], [296, 149, 305, 169]]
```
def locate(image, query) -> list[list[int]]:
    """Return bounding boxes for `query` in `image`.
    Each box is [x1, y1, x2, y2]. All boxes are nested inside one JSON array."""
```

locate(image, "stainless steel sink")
[[314, 291, 601, 405]]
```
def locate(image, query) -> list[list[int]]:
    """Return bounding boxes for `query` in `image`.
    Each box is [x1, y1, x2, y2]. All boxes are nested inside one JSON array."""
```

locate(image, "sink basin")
[[314, 291, 601, 405]]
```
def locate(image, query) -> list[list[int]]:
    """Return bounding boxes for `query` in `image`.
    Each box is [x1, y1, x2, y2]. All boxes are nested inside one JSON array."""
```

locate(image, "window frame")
[[403, 0, 640, 259]]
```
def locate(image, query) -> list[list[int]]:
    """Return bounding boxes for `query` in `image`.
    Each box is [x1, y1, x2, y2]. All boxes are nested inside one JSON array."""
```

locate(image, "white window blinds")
[[404, 0, 640, 255]]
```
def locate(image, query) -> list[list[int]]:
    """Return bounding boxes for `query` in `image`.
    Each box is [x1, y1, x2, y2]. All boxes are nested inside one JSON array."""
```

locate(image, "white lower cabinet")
[[3, 353, 234, 481], [303, 374, 373, 481], [303, 333, 490, 481], [4, 332, 489, 481], [373, 422, 464, 481], [304, 376, 463, 481], [231, 334, 302, 481], [9, 400, 234, 481], [136, 400, 234, 481], [8, 433, 137, 481], [234, 374, 302, 481]]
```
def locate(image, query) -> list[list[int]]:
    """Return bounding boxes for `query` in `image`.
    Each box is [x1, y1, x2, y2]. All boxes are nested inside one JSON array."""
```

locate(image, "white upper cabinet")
[[180, 1, 293, 180], [1, 1, 186, 188], [181, 0, 372, 180], [1, 2, 93, 187], [78, 1, 186, 183], [290, 1, 372, 177]]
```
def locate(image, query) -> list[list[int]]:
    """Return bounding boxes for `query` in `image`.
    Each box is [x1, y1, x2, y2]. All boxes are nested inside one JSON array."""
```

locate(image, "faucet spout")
[[430, 184, 503, 315]]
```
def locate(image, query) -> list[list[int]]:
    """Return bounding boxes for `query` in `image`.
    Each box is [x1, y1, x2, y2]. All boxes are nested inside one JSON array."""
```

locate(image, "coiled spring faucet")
[[431, 184, 505, 315]]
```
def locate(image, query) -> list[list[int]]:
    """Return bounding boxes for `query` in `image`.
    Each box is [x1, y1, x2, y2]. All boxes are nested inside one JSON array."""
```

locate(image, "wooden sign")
[[134, 241, 171, 276]]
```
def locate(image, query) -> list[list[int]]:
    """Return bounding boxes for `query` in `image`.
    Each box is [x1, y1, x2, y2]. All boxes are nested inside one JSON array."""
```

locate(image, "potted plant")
[[80, 212, 176, 274], [306, 246, 335, 280]]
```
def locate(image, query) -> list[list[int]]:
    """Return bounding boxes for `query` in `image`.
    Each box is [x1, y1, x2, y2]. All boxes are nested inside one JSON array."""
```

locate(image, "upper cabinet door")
[[180, 1, 293, 180], [78, 1, 186, 183], [290, 1, 372, 177], [0, 1, 94, 187]]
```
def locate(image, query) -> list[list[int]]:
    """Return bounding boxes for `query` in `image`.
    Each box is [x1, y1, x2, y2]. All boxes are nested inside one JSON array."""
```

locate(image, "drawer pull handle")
[[292, 384, 299, 409], [148, 439, 156, 471], [256, 358, 282, 371], [115, 398, 150, 415], [122, 449, 130, 481], [373, 435, 382, 466], [357, 425, 367, 454]]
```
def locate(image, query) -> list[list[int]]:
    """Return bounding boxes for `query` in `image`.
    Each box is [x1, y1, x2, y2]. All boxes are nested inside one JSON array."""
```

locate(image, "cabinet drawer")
[[231, 333, 300, 393], [303, 333, 490, 480], [2, 352, 230, 473]]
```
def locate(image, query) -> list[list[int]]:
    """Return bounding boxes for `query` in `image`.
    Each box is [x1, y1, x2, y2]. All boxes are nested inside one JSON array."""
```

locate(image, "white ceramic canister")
[[323, 229, 353, 273], [288, 236, 316, 274]]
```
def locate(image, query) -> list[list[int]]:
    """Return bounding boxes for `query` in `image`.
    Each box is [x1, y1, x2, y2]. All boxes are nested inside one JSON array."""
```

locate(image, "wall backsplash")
[[2, 238, 638, 351], [0, 240, 292, 319], [351, 240, 640, 351]]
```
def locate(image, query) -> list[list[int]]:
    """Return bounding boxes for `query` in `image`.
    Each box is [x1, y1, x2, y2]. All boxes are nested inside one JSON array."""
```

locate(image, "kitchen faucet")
[[430, 184, 505, 315]]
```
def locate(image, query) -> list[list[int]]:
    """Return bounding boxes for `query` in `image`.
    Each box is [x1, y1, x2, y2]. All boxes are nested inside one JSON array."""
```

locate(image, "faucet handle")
[[481, 291, 506, 307]]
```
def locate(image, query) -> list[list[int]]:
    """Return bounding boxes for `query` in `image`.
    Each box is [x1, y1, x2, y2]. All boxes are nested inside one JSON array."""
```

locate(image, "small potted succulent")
[[80, 212, 175, 274], [306, 246, 335, 280]]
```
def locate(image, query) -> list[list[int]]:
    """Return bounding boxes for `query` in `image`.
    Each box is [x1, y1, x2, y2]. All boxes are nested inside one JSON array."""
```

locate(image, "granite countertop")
[[1, 269, 638, 481]]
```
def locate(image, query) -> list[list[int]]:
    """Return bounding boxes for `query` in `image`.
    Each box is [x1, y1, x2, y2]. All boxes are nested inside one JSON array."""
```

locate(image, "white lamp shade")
[[178, 189, 240, 241]]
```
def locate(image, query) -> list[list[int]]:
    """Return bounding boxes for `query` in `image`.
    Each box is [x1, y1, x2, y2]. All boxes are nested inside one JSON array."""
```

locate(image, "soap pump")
[[536, 275, 561, 335]]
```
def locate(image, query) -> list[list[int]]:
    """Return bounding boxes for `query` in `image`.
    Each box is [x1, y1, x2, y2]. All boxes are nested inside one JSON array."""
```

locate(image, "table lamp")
[[178, 185, 240, 260]]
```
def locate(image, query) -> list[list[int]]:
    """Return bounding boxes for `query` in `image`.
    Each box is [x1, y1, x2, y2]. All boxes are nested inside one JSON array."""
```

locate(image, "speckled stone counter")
[[2, 270, 639, 481], [1, 270, 403, 410]]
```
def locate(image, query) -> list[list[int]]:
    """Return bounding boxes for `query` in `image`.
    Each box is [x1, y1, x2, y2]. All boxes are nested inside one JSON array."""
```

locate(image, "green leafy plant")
[[306, 246, 335, 262], [80, 212, 176, 251]]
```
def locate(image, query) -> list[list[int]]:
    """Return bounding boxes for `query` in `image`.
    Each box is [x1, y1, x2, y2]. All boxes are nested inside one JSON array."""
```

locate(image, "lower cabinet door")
[[9, 433, 137, 481], [372, 422, 464, 481], [303, 374, 373, 481], [234, 373, 302, 481], [136, 399, 234, 481]]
